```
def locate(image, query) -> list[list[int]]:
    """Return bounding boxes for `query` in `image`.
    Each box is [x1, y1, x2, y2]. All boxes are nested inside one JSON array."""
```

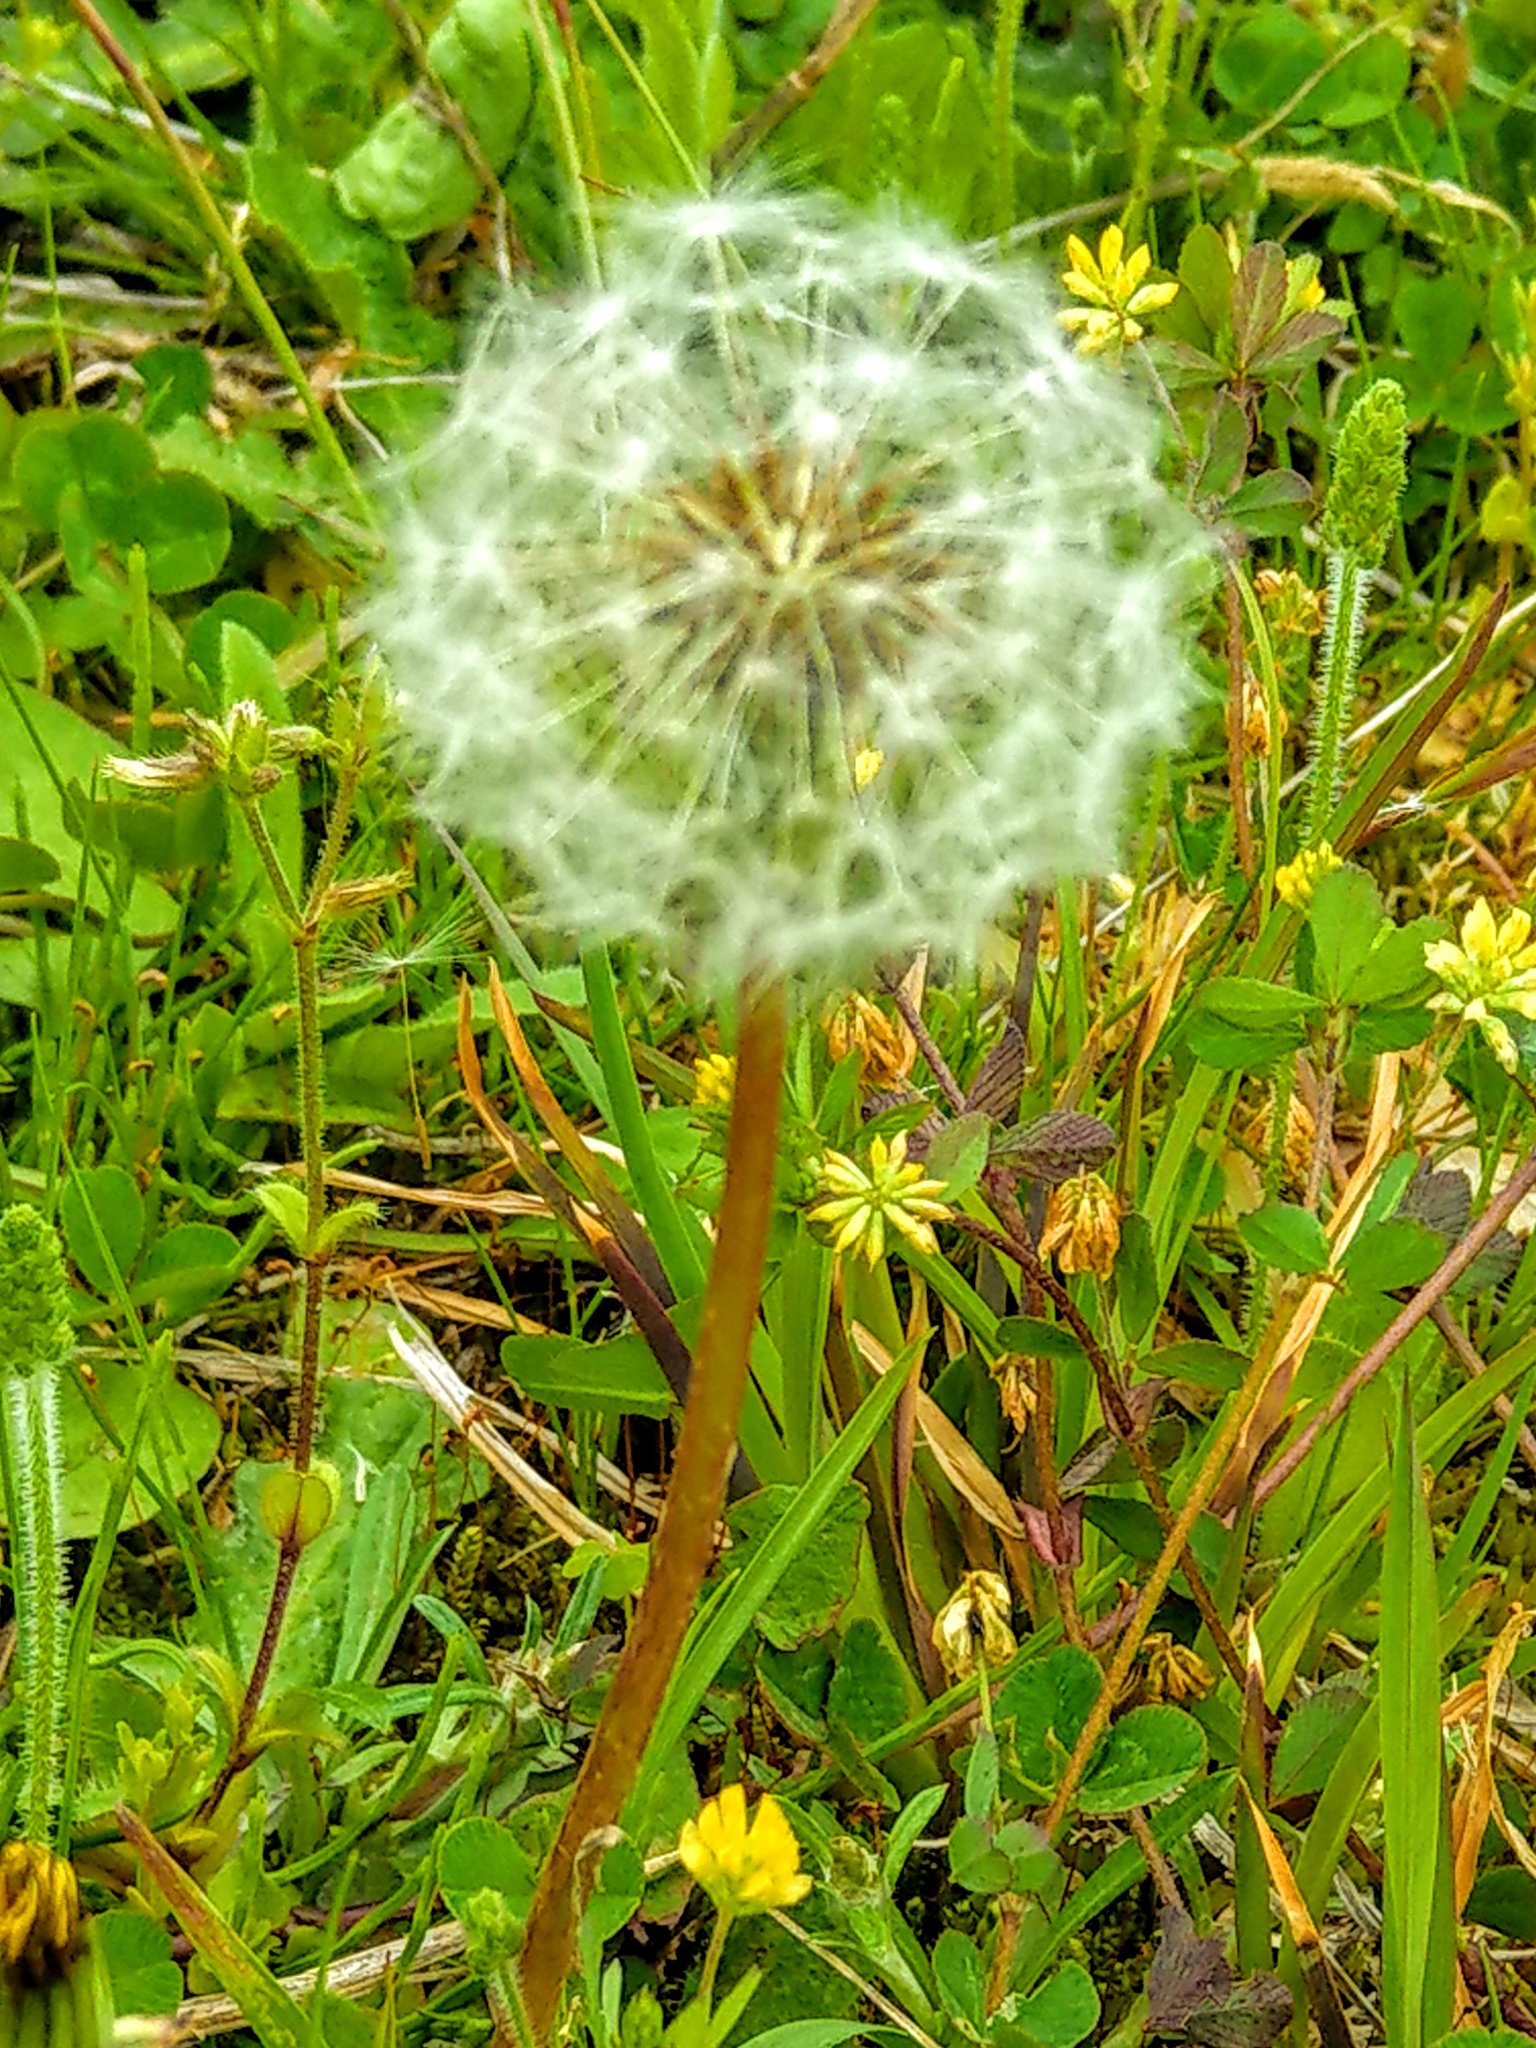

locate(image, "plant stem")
[[990, 0, 1024, 237], [1305, 551, 1367, 849], [1252, 1134, 1536, 1508], [517, 981, 788, 2039], [64, 0, 370, 523], [5, 1373, 65, 1842], [1122, 0, 1182, 246]]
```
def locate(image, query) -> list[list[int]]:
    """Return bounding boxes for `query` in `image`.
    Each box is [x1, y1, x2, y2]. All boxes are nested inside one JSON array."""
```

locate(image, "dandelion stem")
[[518, 981, 788, 2037]]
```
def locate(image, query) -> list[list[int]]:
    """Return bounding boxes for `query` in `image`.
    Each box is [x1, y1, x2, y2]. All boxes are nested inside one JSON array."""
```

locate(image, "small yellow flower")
[[0, 1841, 79, 1985], [1274, 841, 1343, 911], [932, 1570, 1016, 1682], [992, 1353, 1037, 1435], [678, 1787, 812, 1914], [1038, 1170, 1121, 1279], [852, 746, 885, 791], [1059, 223, 1179, 356], [824, 993, 915, 1092], [1425, 899, 1536, 1073], [806, 1131, 951, 1265], [692, 1051, 736, 1110]]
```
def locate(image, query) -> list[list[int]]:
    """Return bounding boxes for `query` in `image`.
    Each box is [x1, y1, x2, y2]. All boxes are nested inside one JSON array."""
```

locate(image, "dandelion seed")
[[377, 191, 1203, 990]]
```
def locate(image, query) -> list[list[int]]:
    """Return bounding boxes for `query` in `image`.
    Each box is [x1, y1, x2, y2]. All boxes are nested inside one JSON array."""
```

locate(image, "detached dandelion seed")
[[376, 191, 1205, 991]]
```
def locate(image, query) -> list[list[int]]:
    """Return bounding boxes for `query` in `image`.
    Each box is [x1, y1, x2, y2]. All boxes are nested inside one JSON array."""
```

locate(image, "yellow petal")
[[1063, 234, 1096, 280], [1098, 223, 1124, 276], [1463, 898, 1498, 963], [1122, 242, 1151, 290], [1127, 280, 1180, 315]]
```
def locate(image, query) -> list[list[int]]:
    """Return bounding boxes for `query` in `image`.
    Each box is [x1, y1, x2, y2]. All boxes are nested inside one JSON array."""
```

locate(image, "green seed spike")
[[1319, 378, 1409, 570]]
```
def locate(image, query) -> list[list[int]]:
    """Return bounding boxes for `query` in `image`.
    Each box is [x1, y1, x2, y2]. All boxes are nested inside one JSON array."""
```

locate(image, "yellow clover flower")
[[1274, 841, 1342, 910], [692, 1051, 736, 1110], [1059, 223, 1179, 356], [678, 1786, 812, 1915], [1425, 899, 1536, 1073], [806, 1131, 951, 1266]]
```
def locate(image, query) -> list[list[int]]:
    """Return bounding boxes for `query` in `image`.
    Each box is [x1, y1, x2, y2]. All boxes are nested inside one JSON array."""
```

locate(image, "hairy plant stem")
[[205, 754, 362, 1808], [4, 1372, 65, 1842], [1122, 0, 1182, 246], [518, 982, 788, 2039], [1305, 551, 1368, 849]]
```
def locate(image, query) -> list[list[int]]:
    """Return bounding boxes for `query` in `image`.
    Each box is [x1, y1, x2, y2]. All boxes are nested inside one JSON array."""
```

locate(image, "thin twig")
[[1253, 1136, 1536, 1508]]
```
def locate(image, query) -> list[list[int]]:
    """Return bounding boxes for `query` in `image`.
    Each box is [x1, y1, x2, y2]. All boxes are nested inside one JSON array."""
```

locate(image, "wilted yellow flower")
[[992, 1353, 1037, 1435], [1238, 672, 1288, 757], [1253, 567, 1325, 639], [0, 1841, 79, 1985], [1426, 899, 1536, 1073], [824, 993, 915, 1092], [806, 1131, 951, 1265], [678, 1787, 812, 1914], [1038, 1170, 1121, 1279], [692, 1052, 736, 1110], [1058, 223, 1179, 355], [1274, 841, 1343, 910], [932, 1570, 1016, 1682], [1142, 1632, 1214, 1704]]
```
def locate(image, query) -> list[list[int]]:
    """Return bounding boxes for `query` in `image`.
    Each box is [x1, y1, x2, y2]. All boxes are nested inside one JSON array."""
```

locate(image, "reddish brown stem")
[[517, 982, 787, 2038]]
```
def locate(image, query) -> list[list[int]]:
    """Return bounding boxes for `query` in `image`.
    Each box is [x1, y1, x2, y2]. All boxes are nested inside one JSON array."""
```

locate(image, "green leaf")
[[933, 1931, 986, 2026], [965, 1725, 999, 1822], [438, 1815, 537, 1920], [1306, 864, 1383, 1004], [925, 1110, 991, 1198], [1003, 1961, 1100, 2048], [1396, 274, 1478, 389], [1340, 1218, 1442, 1297], [1237, 1202, 1331, 1276], [993, 1315, 1090, 1366], [93, 1910, 182, 2016], [726, 1482, 868, 1649], [1079, 1704, 1206, 1815], [998, 1645, 1100, 1798], [131, 1223, 245, 1323], [1147, 1340, 1248, 1391], [828, 1618, 911, 1745], [51, 1359, 220, 1540], [1113, 1210, 1161, 1343], [1211, 10, 1327, 114], [0, 836, 61, 890], [499, 1329, 675, 1420], [60, 1163, 145, 1295]]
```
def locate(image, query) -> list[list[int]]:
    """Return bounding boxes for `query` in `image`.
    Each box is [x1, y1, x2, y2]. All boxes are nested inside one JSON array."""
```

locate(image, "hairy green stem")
[[1123, 0, 1182, 246], [1305, 551, 1368, 848], [6, 1372, 65, 1842]]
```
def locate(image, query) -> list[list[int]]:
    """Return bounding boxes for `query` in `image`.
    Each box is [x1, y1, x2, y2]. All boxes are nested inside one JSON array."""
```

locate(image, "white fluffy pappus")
[[374, 190, 1208, 991]]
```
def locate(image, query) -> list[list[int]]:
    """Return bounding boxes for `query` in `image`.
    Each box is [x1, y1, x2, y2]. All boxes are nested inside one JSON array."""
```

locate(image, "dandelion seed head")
[[376, 190, 1206, 990]]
